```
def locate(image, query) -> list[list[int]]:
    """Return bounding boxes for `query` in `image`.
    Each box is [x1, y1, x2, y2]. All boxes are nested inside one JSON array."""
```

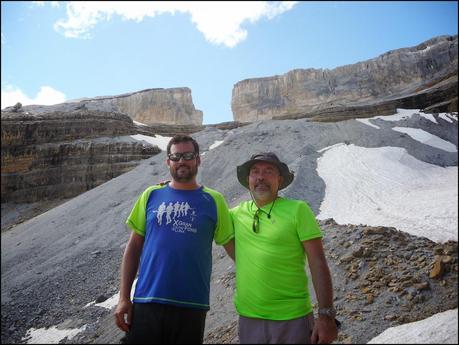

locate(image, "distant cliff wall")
[[1, 110, 160, 203], [232, 35, 458, 122], [15, 87, 203, 126]]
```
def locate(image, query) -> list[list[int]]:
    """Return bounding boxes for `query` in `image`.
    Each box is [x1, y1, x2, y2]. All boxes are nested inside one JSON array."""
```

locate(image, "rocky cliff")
[[232, 35, 458, 122], [1, 110, 160, 203], [13, 87, 203, 126]]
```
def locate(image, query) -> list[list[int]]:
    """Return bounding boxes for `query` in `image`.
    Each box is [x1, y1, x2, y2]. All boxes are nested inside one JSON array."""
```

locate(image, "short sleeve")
[[204, 188, 234, 245], [126, 186, 157, 236], [296, 201, 323, 241]]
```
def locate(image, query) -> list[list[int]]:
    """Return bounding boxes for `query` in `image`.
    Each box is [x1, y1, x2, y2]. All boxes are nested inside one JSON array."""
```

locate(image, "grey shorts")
[[238, 313, 314, 344]]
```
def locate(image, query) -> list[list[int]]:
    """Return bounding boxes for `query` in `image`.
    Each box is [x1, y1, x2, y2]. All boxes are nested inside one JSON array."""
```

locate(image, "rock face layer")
[[232, 35, 458, 122], [15, 87, 203, 126], [1, 110, 160, 203]]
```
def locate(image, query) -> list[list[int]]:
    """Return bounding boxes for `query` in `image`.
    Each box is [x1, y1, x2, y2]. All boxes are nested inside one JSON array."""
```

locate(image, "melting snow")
[[368, 309, 458, 344], [22, 325, 86, 344], [317, 144, 458, 243], [392, 127, 457, 152], [356, 108, 449, 129], [131, 134, 172, 151]]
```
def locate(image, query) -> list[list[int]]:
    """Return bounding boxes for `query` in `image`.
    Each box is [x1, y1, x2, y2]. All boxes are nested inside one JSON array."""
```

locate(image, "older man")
[[230, 152, 337, 344]]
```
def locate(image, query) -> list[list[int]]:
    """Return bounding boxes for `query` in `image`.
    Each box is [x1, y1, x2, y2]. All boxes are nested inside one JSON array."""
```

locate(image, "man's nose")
[[255, 175, 266, 182]]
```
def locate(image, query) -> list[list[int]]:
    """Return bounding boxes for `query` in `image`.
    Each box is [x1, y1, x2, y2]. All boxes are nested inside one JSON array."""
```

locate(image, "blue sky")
[[1, 1, 457, 124]]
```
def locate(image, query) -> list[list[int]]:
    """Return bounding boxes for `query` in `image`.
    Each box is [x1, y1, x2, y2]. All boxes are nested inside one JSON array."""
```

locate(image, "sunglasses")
[[252, 209, 260, 233], [252, 199, 276, 233], [168, 152, 197, 161]]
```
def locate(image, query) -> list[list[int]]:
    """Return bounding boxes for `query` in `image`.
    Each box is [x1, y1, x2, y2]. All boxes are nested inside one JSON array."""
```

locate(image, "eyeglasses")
[[168, 152, 197, 161], [252, 209, 260, 233]]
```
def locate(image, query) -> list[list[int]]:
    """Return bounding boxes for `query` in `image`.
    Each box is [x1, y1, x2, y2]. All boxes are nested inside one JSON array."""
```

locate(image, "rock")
[[384, 314, 397, 321], [442, 256, 453, 264], [95, 295, 108, 304], [12, 102, 22, 112], [18, 87, 203, 126], [232, 35, 457, 122], [414, 282, 430, 291], [430, 257, 445, 279], [1, 109, 160, 203]]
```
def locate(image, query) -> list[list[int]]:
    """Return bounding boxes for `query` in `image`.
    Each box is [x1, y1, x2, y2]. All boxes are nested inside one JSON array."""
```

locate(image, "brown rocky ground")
[[63, 219, 457, 344], [204, 219, 458, 344], [2, 113, 457, 344]]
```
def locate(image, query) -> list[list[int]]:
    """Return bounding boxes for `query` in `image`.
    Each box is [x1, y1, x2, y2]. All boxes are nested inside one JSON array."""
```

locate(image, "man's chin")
[[172, 171, 196, 182], [175, 177, 193, 183], [252, 190, 274, 202]]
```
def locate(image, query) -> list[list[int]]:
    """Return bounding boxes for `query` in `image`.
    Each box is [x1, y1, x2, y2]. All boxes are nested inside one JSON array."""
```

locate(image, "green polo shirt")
[[230, 197, 322, 320]]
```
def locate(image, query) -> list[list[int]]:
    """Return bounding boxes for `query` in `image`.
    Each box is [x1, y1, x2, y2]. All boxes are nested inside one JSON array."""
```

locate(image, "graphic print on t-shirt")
[[154, 201, 198, 234]]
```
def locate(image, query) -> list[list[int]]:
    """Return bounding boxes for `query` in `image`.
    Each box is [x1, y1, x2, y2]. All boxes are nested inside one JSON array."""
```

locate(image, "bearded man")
[[114, 135, 235, 344], [230, 152, 338, 344]]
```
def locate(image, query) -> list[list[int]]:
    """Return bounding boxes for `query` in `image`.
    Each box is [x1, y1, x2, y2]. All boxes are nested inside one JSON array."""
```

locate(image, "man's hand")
[[114, 298, 133, 332], [310, 316, 338, 344]]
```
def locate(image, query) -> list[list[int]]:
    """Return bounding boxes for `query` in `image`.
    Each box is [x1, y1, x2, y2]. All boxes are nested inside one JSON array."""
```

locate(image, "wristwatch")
[[318, 307, 337, 319]]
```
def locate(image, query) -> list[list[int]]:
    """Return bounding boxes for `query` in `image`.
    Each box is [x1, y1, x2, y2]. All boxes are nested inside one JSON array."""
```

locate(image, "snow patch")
[[201, 139, 226, 156], [392, 127, 457, 152], [368, 308, 458, 344], [209, 140, 224, 150], [356, 108, 443, 129], [131, 134, 172, 151], [317, 144, 458, 243], [22, 325, 86, 344]]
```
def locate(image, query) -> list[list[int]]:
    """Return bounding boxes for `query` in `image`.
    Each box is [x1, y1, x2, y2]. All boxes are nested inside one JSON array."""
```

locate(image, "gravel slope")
[[2, 113, 457, 344]]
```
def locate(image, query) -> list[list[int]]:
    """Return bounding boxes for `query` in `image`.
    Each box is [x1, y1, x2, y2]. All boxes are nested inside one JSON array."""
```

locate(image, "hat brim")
[[237, 159, 294, 190]]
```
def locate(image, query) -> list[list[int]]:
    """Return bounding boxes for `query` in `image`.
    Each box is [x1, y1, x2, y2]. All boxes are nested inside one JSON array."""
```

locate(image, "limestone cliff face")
[[92, 87, 203, 125], [232, 35, 458, 122], [1, 110, 160, 203], [17, 87, 203, 126]]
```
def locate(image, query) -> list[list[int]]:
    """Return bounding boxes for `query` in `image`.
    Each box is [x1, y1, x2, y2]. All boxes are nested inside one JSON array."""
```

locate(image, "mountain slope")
[[1, 109, 457, 344]]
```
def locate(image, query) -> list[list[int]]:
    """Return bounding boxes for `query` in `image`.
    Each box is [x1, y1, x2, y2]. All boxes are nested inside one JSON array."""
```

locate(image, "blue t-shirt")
[[126, 184, 233, 310]]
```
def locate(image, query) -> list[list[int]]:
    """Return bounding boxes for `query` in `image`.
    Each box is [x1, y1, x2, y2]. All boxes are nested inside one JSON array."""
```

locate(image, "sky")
[[1, 1, 458, 124], [20, 109, 458, 344]]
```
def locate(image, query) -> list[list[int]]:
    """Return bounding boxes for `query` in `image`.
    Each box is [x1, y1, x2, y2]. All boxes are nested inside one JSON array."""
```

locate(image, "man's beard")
[[251, 182, 275, 202], [170, 164, 198, 182]]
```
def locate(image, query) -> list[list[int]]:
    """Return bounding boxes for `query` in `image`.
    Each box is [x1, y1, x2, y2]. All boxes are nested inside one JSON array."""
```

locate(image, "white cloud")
[[1, 85, 66, 109], [53, 1, 298, 47], [32, 1, 59, 7]]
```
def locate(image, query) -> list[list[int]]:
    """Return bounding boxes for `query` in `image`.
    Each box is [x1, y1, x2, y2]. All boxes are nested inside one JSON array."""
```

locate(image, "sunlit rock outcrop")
[[232, 35, 458, 122], [6, 87, 203, 126]]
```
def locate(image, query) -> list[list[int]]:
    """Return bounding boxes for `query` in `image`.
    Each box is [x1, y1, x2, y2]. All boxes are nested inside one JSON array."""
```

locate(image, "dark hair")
[[166, 135, 200, 155]]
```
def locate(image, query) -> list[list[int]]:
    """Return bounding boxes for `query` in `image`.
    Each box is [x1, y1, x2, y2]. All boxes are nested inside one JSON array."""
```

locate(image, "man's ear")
[[196, 154, 201, 166]]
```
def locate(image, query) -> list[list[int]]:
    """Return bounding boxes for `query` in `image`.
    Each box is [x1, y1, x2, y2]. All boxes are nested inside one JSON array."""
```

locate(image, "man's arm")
[[223, 238, 235, 261], [303, 238, 337, 344], [114, 231, 144, 332]]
